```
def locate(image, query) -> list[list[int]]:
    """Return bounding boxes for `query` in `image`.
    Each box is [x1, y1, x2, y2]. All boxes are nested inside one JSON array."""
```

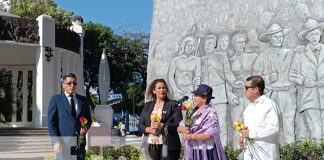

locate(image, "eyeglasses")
[[64, 81, 77, 86], [245, 85, 255, 90]]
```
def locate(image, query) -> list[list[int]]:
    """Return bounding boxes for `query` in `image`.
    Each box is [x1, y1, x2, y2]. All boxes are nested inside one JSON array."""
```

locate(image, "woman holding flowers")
[[177, 84, 227, 160], [139, 79, 182, 160]]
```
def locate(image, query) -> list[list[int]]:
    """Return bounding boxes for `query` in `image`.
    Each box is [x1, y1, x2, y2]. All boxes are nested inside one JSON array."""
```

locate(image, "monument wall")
[[147, 0, 324, 145]]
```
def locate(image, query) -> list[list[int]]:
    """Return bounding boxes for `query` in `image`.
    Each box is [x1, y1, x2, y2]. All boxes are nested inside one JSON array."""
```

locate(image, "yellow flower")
[[233, 120, 246, 131], [233, 120, 240, 127], [150, 113, 161, 122], [184, 102, 193, 109], [240, 123, 246, 130], [234, 125, 242, 131]]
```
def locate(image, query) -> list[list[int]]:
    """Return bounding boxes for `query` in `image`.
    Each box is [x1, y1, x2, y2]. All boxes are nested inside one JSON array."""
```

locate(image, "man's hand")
[[177, 126, 190, 134], [241, 128, 249, 138], [53, 142, 62, 153], [80, 127, 88, 135], [238, 136, 244, 148]]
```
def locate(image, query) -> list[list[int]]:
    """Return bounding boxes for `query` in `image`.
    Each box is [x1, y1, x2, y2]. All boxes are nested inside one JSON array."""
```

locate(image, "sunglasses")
[[245, 85, 255, 90], [64, 81, 77, 86]]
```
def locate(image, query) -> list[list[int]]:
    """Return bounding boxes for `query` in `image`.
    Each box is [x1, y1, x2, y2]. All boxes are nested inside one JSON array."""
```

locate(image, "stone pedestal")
[[94, 105, 113, 128], [87, 105, 115, 148]]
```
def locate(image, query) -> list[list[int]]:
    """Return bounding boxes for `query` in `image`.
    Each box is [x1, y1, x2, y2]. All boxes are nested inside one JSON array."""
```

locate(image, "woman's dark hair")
[[146, 79, 169, 100], [246, 75, 265, 95]]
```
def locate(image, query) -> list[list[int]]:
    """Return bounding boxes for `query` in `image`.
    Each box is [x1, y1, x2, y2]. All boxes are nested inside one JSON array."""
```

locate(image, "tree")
[[83, 21, 115, 109], [11, 0, 149, 115], [83, 22, 149, 114], [10, 0, 73, 27], [0, 69, 14, 124]]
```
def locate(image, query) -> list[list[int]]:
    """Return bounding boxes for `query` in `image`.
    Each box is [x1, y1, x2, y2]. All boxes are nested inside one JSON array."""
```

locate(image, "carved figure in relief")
[[200, 34, 241, 145], [289, 18, 324, 142], [168, 36, 201, 100], [229, 33, 257, 127], [253, 23, 296, 143]]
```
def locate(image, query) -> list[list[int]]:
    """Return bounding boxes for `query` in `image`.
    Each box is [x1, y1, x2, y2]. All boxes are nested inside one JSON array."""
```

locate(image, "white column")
[[70, 23, 85, 95], [35, 15, 55, 127]]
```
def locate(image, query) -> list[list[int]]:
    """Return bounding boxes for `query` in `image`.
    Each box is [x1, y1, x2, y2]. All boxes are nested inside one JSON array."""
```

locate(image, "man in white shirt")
[[239, 75, 280, 160]]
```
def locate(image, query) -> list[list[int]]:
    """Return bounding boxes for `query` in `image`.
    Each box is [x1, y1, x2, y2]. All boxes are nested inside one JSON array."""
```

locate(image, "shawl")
[[180, 104, 227, 160]]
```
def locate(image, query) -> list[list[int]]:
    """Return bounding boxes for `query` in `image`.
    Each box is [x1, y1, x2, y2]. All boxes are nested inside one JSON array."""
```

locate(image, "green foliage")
[[83, 21, 148, 114], [280, 140, 324, 160], [43, 153, 55, 160], [11, 0, 149, 114], [11, 0, 73, 27], [224, 143, 243, 160], [86, 145, 143, 160], [0, 69, 14, 124], [117, 145, 143, 160]]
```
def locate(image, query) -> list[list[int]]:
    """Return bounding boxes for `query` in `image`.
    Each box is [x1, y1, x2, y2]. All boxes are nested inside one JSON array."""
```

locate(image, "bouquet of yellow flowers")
[[150, 112, 161, 123], [233, 120, 270, 160]]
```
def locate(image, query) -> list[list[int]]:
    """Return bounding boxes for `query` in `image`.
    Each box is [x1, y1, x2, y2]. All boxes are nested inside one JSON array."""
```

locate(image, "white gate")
[[0, 66, 36, 127]]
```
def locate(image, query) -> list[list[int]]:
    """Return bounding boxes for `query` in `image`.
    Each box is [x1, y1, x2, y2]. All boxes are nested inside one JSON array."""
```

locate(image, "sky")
[[54, 0, 153, 33]]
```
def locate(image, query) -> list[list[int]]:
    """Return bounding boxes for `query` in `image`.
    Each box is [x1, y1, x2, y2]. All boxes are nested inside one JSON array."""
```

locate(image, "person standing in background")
[[139, 79, 182, 160], [48, 73, 92, 160]]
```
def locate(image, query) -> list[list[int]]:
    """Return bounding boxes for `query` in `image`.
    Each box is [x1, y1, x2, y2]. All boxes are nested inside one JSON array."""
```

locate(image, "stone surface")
[[98, 50, 110, 104], [148, 0, 324, 145]]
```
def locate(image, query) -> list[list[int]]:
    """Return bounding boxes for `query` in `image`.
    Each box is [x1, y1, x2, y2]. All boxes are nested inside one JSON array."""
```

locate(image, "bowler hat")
[[191, 84, 215, 99], [297, 18, 324, 40], [258, 23, 290, 42]]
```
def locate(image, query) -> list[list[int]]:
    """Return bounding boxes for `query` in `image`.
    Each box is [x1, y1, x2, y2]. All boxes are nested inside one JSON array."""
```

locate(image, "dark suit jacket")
[[47, 93, 92, 145], [139, 99, 182, 150]]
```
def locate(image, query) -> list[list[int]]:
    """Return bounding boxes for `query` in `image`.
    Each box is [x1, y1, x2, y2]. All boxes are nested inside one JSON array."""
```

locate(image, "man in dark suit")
[[48, 73, 92, 160]]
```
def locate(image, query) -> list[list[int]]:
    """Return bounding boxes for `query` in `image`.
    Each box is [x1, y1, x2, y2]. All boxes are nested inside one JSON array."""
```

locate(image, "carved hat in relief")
[[258, 23, 290, 42], [297, 18, 324, 40]]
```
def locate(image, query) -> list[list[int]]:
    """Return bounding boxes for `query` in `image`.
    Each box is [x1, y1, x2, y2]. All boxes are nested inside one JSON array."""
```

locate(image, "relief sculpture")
[[289, 18, 324, 143], [168, 36, 201, 100], [148, 0, 324, 145], [253, 23, 296, 143]]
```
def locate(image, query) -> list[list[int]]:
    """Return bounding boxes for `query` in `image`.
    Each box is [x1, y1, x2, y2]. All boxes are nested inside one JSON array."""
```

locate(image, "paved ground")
[[0, 135, 142, 160], [0, 152, 52, 160]]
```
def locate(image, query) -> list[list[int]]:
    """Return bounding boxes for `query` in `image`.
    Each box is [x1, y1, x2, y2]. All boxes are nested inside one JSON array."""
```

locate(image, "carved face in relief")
[[234, 36, 246, 52], [218, 34, 229, 50], [204, 38, 216, 53], [184, 40, 195, 54], [305, 29, 322, 45], [269, 32, 284, 47]]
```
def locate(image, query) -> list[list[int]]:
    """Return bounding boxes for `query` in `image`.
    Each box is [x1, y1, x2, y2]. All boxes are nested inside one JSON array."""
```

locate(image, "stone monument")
[[88, 50, 114, 147], [95, 50, 113, 127], [148, 0, 324, 145]]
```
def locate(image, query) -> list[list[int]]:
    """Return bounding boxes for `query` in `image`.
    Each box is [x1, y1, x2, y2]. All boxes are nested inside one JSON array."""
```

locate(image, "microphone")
[[177, 96, 189, 104]]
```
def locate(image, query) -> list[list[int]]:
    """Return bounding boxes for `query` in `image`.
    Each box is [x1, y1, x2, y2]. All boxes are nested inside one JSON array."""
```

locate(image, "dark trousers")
[[148, 144, 181, 160], [57, 144, 85, 160], [192, 146, 218, 160]]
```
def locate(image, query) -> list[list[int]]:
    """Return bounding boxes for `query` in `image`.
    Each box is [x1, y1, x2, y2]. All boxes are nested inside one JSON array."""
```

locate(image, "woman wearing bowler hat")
[[177, 84, 226, 160]]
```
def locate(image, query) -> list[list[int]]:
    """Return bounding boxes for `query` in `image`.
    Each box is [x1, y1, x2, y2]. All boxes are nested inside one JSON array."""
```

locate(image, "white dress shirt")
[[243, 95, 280, 160], [64, 92, 78, 113]]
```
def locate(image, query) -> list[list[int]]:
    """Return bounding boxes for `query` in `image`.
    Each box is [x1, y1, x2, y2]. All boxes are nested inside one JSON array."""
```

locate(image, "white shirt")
[[243, 95, 280, 160], [64, 92, 78, 113]]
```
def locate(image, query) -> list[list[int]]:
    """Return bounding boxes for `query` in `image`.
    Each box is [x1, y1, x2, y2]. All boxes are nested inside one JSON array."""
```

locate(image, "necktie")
[[69, 94, 76, 118]]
